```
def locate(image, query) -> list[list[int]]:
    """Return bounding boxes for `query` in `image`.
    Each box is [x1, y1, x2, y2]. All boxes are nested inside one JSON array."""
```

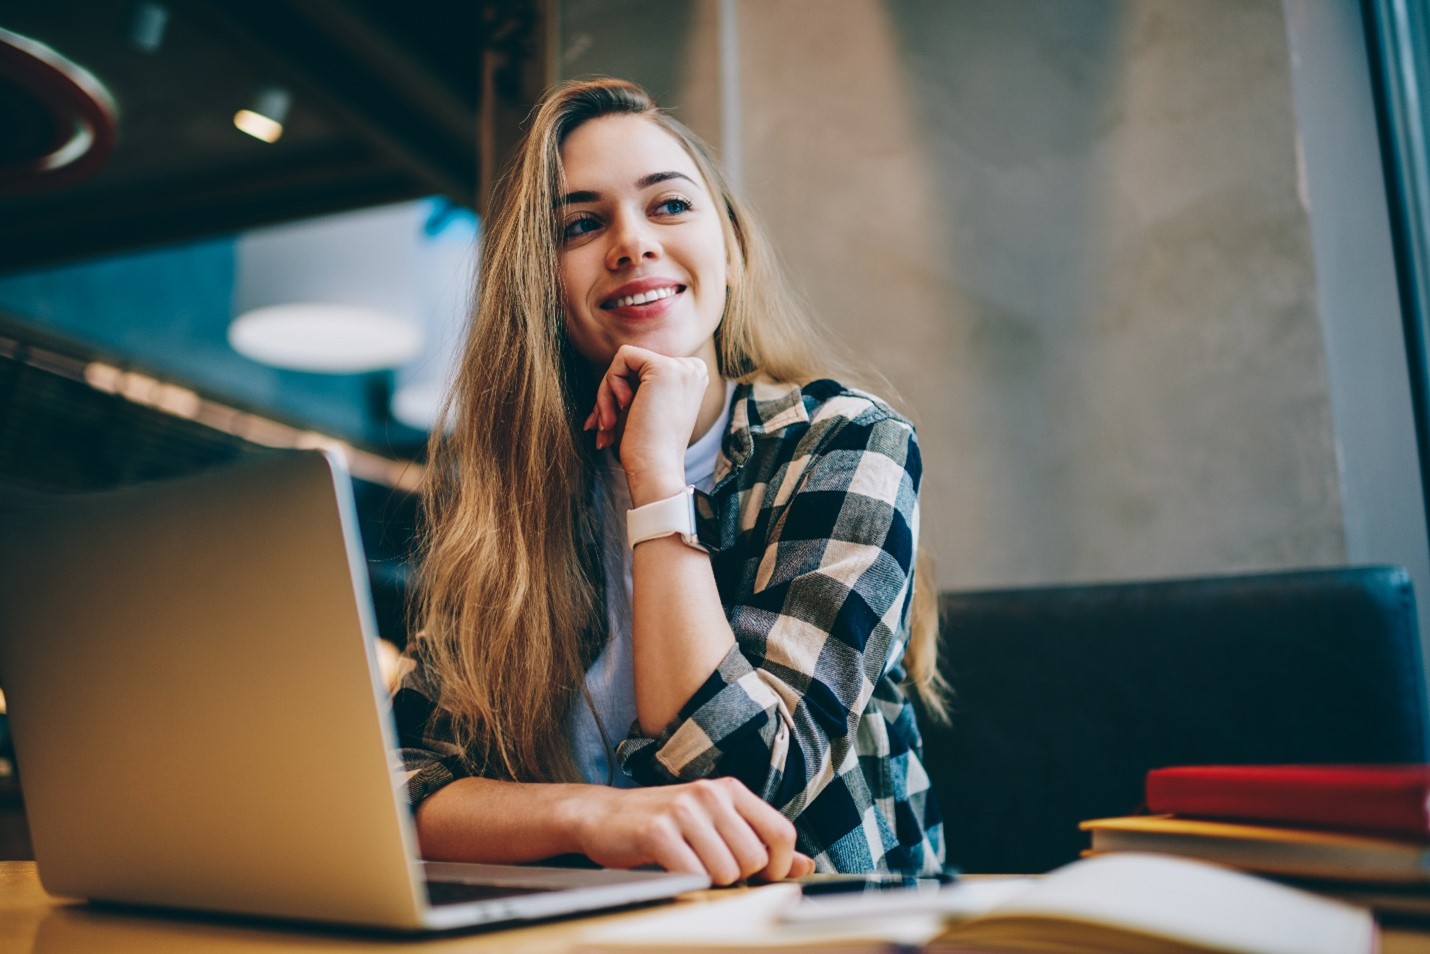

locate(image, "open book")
[[581, 853, 1376, 954], [928, 853, 1375, 954]]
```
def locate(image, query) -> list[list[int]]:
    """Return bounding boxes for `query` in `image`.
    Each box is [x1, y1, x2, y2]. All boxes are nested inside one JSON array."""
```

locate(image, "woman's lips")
[[604, 284, 681, 309], [600, 283, 686, 319], [601, 282, 684, 308]]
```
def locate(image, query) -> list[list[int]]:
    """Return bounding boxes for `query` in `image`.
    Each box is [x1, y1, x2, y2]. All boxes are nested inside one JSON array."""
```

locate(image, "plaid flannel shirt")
[[394, 378, 945, 875]]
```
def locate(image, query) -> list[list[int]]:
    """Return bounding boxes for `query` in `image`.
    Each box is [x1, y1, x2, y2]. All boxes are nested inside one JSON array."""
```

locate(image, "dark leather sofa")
[[920, 565, 1429, 873]]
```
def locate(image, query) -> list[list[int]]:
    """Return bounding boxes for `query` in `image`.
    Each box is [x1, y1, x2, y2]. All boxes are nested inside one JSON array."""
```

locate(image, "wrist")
[[624, 469, 688, 508], [555, 783, 608, 857]]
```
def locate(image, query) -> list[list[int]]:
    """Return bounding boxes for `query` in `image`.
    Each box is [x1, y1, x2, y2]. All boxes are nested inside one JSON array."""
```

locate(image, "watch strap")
[[627, 485, 703, 550]]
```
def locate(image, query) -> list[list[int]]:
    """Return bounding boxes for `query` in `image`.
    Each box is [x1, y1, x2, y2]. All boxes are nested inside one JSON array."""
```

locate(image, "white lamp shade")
[[232, 202, 429, 373], [229, 303, 423, 373]]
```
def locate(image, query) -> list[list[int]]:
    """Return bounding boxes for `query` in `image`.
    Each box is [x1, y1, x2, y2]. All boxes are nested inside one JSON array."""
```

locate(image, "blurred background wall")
[[0, 0, 1422, 606], [562, 0, 1425, 610]]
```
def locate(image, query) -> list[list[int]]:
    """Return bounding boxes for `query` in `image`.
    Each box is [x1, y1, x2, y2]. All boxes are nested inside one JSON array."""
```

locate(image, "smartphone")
[[783, 872, 960, 923], [796, 873, 956, 897]]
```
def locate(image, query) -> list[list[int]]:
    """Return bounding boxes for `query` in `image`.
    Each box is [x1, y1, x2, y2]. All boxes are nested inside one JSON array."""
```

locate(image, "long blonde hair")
[[415, 77, 944, 784]]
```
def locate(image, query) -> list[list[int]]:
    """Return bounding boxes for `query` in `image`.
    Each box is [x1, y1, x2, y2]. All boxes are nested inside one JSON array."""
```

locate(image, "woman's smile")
[[601, 278, 687, 319]]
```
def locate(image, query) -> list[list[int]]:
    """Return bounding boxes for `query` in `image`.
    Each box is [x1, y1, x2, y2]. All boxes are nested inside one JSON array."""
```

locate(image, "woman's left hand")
[[584, 344, 709, 503]]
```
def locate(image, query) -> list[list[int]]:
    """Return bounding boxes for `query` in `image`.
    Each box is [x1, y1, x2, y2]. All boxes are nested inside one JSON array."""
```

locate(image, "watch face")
[[692, 488, 720, 553]]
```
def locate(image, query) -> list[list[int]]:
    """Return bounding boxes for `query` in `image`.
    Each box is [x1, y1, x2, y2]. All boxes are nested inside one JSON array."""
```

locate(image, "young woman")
[[394, 77, 946, 884]]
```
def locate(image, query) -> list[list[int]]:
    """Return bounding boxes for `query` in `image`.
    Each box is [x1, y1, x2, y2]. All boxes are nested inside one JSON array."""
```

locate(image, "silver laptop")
[[0, 450, 707, 932]]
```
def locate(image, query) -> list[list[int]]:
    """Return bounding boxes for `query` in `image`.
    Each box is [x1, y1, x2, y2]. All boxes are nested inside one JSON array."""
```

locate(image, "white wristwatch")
[[626, 485, 707, 551]]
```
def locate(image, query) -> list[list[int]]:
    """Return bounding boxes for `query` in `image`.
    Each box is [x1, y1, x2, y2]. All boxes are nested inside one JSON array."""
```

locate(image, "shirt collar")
[[717, 378, 810, 482]]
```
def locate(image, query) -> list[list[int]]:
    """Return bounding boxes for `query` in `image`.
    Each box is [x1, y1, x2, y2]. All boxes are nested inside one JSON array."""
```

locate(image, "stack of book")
[[1081, 764, 1430, 916]]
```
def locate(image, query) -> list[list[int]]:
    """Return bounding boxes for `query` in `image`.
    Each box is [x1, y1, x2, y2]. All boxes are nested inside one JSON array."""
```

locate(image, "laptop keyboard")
[[425, 880, 557, 906]]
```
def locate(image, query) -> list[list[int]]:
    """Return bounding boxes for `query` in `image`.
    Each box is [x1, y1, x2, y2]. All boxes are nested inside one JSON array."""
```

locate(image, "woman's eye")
[[654, 197, 691, 216], [562, 215, 600, 241]]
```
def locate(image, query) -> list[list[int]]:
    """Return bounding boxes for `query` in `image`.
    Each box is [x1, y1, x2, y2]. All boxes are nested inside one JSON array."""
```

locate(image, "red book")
[[1145, 764, 1430, 840]]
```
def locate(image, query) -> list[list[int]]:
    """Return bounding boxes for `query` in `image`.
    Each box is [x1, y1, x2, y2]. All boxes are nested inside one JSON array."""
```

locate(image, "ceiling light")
[[234, 85, 289, 143], [129, 3, 169, 54], [229, 304, 422, 373], [232, 201, 432, 374]]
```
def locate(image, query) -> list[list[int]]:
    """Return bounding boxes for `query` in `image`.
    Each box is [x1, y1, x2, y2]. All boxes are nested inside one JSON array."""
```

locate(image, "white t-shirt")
[[567, 380, 736, 786]]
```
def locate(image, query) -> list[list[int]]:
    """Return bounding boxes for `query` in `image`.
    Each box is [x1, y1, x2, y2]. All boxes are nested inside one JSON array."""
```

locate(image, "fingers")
[[579, 779, 815, 886], [606, 365, 637, 410], [685, 779, 805, 884], [599, 345, 645, 422], [615, 779, 797, 886], [582, 345, 710, 454], [722, 780, 805, 881], [674, 800, 747, 886], [585, 346, 643, 451], [698, 783, 774, 884], [595, 363, 635, 431], [592, 374, 624, 452], [632, 790, 748, 885], [641, 816, 708, 878]]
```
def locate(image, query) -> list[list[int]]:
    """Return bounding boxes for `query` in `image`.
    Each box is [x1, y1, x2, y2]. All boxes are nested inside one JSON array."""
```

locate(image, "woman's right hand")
[[583, 344, 711, 505], [564, 777, 816, 885]]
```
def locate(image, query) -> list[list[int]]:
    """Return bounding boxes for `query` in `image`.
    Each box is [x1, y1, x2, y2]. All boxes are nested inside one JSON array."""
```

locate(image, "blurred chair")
[[921, 565, 1429, 874]]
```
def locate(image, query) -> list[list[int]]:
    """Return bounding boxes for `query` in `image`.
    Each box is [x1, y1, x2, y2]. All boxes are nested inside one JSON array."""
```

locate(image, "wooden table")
[[5, 862, 1430, 952]]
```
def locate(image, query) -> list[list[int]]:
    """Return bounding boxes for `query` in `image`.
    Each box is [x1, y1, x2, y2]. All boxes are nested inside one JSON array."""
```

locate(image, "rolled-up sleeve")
[[391, 641, 480, 807], [617, 407, 921, 814]]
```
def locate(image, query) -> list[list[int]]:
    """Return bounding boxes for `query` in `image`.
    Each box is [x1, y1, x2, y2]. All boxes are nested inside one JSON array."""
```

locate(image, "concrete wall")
[[561, 0, 1350, 590]]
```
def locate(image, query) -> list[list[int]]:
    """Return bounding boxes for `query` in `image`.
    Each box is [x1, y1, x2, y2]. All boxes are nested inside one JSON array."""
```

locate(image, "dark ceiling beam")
[[181, 0, 480, 205], [0, 145, 424, 275], [478, 0, 554, 214], [295, 0, 476, 147]]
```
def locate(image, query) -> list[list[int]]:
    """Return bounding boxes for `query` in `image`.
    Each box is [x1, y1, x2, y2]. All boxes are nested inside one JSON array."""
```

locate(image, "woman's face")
[[556, 114, 728, 372]]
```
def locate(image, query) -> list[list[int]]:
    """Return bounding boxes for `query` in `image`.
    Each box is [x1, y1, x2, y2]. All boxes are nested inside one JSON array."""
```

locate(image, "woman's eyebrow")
[[636, 170, 697, 189], [556, 189, 599, 208], [555, 171, 699, 208]]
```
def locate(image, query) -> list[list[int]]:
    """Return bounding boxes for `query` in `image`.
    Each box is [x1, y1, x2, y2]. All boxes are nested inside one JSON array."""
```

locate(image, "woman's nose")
[[605, 213, 659, 269]]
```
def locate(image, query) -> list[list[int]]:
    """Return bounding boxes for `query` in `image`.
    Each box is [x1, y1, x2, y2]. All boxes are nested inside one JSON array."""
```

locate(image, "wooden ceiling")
[[0, 0, 543, 274]]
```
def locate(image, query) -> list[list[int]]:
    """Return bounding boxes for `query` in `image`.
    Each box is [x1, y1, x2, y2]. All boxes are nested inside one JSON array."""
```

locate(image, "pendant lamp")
[[230, 202, 427, 374]]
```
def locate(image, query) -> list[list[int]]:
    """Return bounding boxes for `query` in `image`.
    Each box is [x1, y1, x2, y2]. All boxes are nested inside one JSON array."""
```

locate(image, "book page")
[[955, 853, 1374, 954], [579, 883, 946, 951]]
